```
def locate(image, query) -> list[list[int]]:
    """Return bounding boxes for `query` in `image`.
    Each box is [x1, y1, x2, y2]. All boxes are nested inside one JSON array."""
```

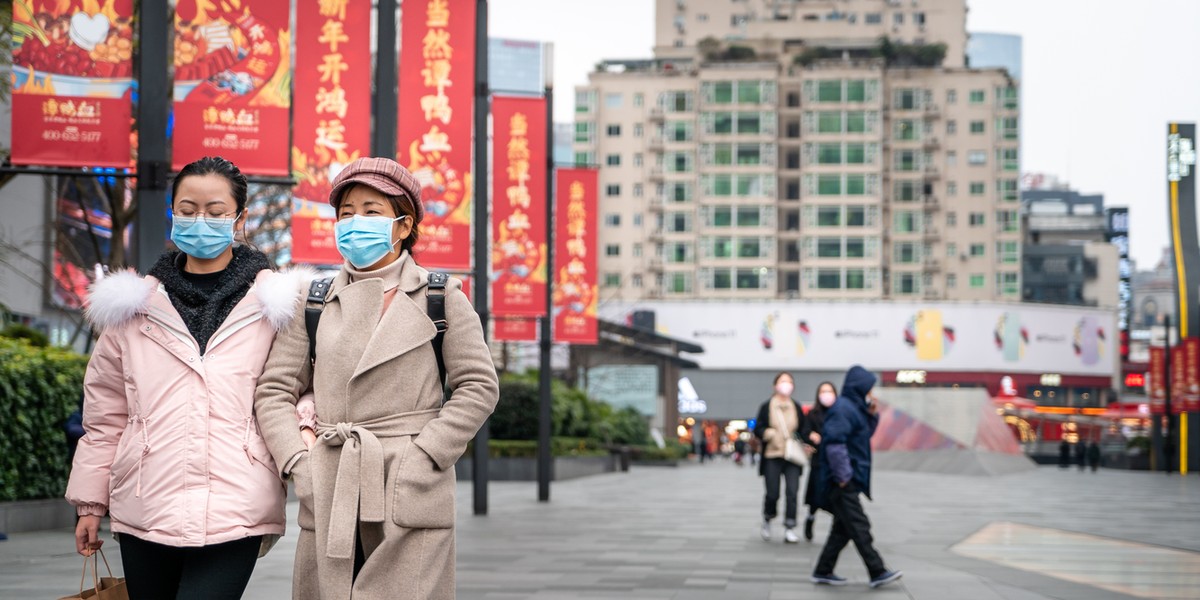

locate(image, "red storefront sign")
[[290, 0, 371, 265], [491, 96, 547, 317], [494, 318, 538, 342], [397, 0, 475, 270], [552, 168, 598, 345], [171, 0, 291, 175], [10, 0, 134, 167]]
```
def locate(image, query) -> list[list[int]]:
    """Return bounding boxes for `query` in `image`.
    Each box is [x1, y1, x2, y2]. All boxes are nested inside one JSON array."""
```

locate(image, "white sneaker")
[[784, 527, 800, 543], [760, 521, 772, 541]]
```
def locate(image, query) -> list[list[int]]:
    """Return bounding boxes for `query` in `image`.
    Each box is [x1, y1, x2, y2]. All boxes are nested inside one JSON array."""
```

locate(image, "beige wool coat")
[[254, 254, 499, 600]]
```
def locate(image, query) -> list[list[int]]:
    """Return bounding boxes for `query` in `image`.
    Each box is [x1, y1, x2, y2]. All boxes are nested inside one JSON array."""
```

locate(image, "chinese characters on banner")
[[10, 0, 134, 167], [291, 0, 371, 264], [397, 0, 476, 270], [1149, 346, 1166, 411], [491, 97, 547, 331], [552, 168, 599, 345], [495, 318, 538, 342], [171, 0, 291, 175]]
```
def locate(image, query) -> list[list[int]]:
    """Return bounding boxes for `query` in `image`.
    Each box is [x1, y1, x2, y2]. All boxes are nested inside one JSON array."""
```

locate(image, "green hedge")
[[490, 372, 650, 446], [467, 437, 609, 459], [0, 338, 88, 501]]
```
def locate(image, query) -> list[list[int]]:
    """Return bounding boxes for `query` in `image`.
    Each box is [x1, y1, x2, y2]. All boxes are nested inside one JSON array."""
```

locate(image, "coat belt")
[[314, 408, 440, 560]]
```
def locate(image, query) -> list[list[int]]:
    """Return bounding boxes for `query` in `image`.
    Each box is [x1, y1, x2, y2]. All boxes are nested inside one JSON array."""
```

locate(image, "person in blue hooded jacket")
[[810, 365, 903, 589]]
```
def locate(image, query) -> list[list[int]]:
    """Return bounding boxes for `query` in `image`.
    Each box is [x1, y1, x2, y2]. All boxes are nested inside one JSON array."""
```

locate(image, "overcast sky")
[[489, 0, 1200, 270]]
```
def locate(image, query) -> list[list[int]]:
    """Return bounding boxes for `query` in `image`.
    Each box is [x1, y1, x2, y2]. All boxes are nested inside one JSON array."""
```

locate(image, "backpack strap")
[[426, 272, 449, 391], [305, 278, 333, 364]]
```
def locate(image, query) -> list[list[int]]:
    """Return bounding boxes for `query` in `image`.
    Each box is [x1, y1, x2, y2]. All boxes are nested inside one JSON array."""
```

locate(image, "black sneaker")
[[803, 515, 814, 541], [811, 573, 848, 586], [869, 570, 903, 588]]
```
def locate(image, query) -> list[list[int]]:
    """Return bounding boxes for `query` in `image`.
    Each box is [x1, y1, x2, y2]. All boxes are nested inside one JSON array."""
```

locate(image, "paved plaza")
[[1, 461, 1197, 599]]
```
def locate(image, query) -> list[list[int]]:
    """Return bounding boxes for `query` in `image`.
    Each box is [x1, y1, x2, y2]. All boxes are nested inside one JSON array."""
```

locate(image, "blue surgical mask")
[[335, 215, 406, 268], [171, 214, 237, 259]]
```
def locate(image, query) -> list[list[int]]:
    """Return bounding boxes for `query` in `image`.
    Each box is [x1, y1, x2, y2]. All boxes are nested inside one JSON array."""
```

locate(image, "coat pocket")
[[391, 438, 454, 529]]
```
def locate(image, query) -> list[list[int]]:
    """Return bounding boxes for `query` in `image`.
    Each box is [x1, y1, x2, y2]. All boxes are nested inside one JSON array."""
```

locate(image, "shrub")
[[0, 338, 88, 501], [494, 371, 651, 446], [489, 378, 539, 440], [1, 323, 50, 347]]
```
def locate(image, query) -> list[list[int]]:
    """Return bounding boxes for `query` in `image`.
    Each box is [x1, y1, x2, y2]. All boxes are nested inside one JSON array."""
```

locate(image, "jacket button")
[[144, 326, 151, 332], [188, 357, 195, 362]]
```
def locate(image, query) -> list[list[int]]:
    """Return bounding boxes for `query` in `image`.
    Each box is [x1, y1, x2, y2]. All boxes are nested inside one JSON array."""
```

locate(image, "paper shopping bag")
[[58, 549, 128, 600]]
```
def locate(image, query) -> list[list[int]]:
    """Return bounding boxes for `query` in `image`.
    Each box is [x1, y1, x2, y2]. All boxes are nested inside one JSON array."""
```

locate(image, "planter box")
[[632, 460, 679, 468], [0, 498, 75, 533], [455, 455, 617, 481]]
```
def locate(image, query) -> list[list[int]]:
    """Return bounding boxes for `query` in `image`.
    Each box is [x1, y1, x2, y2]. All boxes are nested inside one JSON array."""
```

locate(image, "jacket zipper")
[[128, 403, 151, 498]]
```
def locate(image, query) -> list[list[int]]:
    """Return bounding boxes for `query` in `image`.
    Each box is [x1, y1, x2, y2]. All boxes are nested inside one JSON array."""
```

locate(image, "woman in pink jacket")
[[66, 156, 313, 599]]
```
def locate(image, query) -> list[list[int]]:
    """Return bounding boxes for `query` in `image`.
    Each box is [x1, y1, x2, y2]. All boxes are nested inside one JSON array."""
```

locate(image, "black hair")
[[773, 372, 793, 385], [172, 156, 249, 213], [813, 381, 838, 405]]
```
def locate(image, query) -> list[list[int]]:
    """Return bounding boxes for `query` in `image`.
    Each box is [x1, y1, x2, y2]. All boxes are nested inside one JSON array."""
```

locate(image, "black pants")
[[762, 457, 802, 527], [119, 534, 261, 600], [815, 484, 886, 578]]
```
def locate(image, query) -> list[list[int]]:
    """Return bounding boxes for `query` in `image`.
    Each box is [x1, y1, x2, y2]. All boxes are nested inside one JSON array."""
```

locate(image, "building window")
[[946, 181, 957, 197], [997, 210, 1018, 232], [633, 93, 644, 107], [946, 273, 957, 288], [846, 205, 867, 227], [670, 120, 694, 141], [846, 238, 865, 258], [997, 179, 1019, 202], [894, 272, 918, 295], [969, 273, 986, 288], [670, 212, 691, 233], [894, 119, 919, 140], [575, 121, 593, 143], [632, 214, 643, 226], [633, 243, 643, 258], [893, 12, 904, 26], [946, 151, 957, 167], [946, 212, 957, 227], [997, 241, 1019, 264], [969, 212, 985, 227], [605, 244, 620, 257], [865, 12, 882, 24], [818, 269, 841, 289], [894, 150, 919, 171], [669, 242, 692, 263], [846, 269, 866, 289], [574, 151, 594, 166], [817, 81, 842, 103], [738, 81, 763, 104], [669, 272, 691, 293], [603, 273, 621, 287], [998, 148, 1019, 171], [631, 274, 643, 288], [712, 82, 733, 104], [997, 86, 1019, 109], [969, 89, 985, 104], [606, 184, 621, 197], [895, 242, 919, 263], [633, 183, 644, 197], [914, 12, 926, 25], [606, 154, 621, 166], [895, 180, 918, 202], [736, 206, 761, 227], [970, 182, 986, 196], [997, 117, 1018, 140], [946, 242, 957, 258], [946, 120, 957, 135], [817, 206, 841, 227], [817, 238, 841, 258], [712, 236, 733, 258], [969, 243, 985, 257], [604, 213, 620, 227], [970, 120, 985, 134], [997, 272, 1019, 295], [633, 153, 644, 167], [606, 124, 621, 137], [737, 238, 762, 258], [894, 89, 919, 110], [633, 123, 643, 138], [946, 89, 957, 104], [604, 93, 622, 108], [894, 211, 919, 233], [575, 90, 596, 113], [967, 150, 987, 165]]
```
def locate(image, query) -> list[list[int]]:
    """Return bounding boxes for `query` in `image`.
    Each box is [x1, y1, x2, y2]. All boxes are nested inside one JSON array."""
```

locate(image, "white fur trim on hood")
[[85, 270, 156, 329], [256, 266, 321, 332]]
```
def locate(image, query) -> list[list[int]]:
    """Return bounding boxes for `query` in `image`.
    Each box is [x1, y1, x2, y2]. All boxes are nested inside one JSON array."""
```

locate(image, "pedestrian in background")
[[1075, 441, 1087, 471], [1087, 441, 1101, 472], [811, 366, 902, 589], [753, 372, 806, 543], [800, 381, 837, 542], [1058, 439, 1071, 469], [66, 156, 311, 599]]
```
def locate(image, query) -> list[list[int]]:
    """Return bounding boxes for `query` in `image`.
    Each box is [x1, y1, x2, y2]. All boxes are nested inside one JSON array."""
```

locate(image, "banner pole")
[[471, 0, 491, 516], [373, 0, 398, 159], [538, 84, 554, 503], [135, 0, 171, 273]]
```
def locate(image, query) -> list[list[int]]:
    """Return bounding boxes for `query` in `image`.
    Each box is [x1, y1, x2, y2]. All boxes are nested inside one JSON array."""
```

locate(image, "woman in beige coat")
[[254, 157, 499, 600]]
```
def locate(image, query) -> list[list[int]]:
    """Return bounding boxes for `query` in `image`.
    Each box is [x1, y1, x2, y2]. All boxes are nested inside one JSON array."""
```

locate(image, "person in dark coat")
[[811, 366, 901, 589], [1075, 441, 1087, 471], [1058, 440, 1071, 468], [800, 381, 837, 541], [753, 372, 806, 543], [1087, 441, 1101, 472], [63, 395, 85, 465]]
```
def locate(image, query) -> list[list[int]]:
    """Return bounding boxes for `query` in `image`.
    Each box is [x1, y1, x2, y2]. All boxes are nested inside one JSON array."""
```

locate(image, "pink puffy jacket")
[[66, 268, 313, 547]]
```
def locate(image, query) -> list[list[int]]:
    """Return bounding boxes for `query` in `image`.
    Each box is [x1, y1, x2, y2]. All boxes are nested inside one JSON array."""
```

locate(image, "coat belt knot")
[[314, 409, 440, 560]]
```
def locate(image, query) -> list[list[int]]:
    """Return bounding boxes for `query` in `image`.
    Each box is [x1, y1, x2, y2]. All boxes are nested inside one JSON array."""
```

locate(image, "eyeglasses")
[[173, 211, 240, 227]]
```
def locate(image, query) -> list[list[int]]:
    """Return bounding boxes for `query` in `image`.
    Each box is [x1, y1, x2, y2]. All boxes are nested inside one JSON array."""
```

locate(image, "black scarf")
[[148, 246, 271, 355]]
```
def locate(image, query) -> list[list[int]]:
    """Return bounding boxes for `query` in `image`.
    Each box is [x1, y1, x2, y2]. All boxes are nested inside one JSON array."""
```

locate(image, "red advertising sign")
[[491, 96, 547, 317], [171, 0, 291, 175], [290, 0, 372, 265], [10, 0, 134, 167], [1149, 346, 1166, 404], [1171, 345, 1186, 401], [495, 318, 538, 342], [397, 0, 475, 270], [1184, 338, 1200, 412], [552, 168, 598, 345]]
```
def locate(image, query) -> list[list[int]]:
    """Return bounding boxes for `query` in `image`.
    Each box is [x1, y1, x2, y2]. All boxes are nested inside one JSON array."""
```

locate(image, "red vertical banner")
[[290, 0, 372, 265], [10, 0, 134, 167], [552, 168, 599, 345], [495, 318, 538, 342], [1171, 345, 1186, 403], [491, 96, 547, 317], [397, 0, 475, 270], [1184, 338, 1200, 411], [1149, 346, 1166, 412], [171, 0, 291, 175]]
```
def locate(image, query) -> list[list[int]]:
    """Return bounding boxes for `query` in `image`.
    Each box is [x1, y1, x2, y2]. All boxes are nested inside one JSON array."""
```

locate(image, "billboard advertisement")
[[552, 168, 598, 345], [491, 96, 547, 317], [10, 0, 134, 167], [171, 0, 292, 175], [601, 301, 1118, 376], [290, 0, 371, 265], [397, 0, 475, 270], [1167, 123, 1199, 339]]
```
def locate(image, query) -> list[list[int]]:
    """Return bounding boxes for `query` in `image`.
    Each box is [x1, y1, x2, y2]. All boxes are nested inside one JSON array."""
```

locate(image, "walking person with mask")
[[811, 365, 902, 589], [800, 381, 838, 541], [67, 156, 313, 599], [753, 373, 807, 543], [255, 157, 499, 600]]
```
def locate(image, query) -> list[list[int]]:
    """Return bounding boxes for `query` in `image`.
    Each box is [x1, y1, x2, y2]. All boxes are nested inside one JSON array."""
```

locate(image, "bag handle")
[[79, 548, 114, 595]]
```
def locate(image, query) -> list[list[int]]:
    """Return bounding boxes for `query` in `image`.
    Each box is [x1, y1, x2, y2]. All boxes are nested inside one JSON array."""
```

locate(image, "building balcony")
[[646, 257, 664, 271], [922, 195, 940, 211], [648, 107, 665, 122], [923, 287, 942, 300], [647, 136, 664, 152], [923, 165, 940, 178], [923, 103, 941, 118], [647, 196, 665, 213], [644, 287, 662, 299], [648, 167, 664, 181], [922, 227, 939, 240], [923, 257, 941, 271], [923, 136, 940, 150]]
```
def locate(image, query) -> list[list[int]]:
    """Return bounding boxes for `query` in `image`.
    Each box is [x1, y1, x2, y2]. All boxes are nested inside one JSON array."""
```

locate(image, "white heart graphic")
[[69, 12, 111, 52]]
